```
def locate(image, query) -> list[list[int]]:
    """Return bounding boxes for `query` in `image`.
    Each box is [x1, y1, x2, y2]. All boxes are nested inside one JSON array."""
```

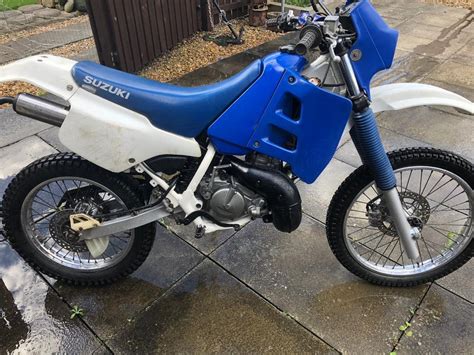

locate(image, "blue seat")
[[71, 60, 263, 138]]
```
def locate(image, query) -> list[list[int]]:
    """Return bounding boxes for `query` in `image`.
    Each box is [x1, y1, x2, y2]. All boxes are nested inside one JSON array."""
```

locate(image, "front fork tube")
[[350, 108, 420, 260]]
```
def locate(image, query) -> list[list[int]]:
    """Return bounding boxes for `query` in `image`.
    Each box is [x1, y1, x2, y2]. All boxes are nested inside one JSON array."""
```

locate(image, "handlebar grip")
[[295, 31, 317, 56], [294, 25, 322, 56]]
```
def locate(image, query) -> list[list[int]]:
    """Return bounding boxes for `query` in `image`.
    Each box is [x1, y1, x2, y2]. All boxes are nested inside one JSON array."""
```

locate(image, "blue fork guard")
[[352, 108, 396, 190]]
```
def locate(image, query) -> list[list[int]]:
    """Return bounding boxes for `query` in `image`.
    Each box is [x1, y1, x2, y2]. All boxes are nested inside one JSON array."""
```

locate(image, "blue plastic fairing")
[[209, 53, 353, 183], [348, 0, 398, 95], [71, 60, 262, 138]]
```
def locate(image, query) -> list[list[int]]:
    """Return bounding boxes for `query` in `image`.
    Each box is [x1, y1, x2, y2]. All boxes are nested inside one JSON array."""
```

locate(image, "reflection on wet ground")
[[0, 243, 103, 353]]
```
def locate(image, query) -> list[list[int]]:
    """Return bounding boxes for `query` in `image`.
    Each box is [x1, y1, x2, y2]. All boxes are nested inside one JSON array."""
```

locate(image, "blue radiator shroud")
[[209, 53, 353, 184]]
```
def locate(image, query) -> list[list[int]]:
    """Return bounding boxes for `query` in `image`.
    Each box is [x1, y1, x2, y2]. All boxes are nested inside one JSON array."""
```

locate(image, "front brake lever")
[[328, 39, 341, 63]]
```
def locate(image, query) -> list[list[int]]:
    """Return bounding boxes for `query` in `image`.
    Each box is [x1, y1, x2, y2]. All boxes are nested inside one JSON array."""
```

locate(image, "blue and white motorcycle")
[[0, 0, 472, 286]]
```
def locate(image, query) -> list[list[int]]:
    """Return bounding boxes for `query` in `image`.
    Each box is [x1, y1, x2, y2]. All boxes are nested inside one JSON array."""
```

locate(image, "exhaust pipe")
[[9, 94, 69, 127]]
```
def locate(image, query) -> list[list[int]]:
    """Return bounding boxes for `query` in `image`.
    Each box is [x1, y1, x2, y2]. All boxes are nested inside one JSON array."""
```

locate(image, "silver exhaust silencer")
[[13, 93, 69, 127]]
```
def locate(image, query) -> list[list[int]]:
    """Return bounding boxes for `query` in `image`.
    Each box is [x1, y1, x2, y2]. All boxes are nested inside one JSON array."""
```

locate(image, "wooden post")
[[200, 0, 213, 31]]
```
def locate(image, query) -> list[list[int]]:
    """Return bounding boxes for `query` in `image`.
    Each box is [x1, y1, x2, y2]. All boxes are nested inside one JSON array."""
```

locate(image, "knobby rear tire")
[[326, 148, 473, 287], [2, 153, 156, 286]]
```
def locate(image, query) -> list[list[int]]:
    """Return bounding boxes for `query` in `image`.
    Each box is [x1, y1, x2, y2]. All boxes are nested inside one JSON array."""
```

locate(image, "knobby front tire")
[[326, 148, 473, 287]]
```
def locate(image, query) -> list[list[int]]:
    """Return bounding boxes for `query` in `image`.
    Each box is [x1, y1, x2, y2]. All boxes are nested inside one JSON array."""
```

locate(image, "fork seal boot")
[[352, 107, 396, 191]]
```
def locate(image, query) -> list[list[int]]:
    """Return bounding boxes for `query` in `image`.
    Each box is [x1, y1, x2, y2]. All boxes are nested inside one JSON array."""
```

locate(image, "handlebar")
[[295, 26, 323, 56]]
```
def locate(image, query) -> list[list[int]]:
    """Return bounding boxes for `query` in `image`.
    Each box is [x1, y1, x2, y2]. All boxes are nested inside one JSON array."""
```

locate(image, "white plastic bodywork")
[[0, 55, 202, 173], [371, 83, 474, 115], [0, 55, 79, 100], [59, 89, 201, 172]]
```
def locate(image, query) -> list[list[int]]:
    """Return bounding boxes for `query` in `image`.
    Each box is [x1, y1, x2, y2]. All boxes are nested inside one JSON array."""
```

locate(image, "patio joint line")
[[34, 270, 115, 353], [391, 282, 433, 353], [207, 257, 343, 354], [302, 210, 326, 226], [102, 256, 207, 344], [433, 281, 473, 305], [157, 225, 342, 353], [34, 133, 60, 152]]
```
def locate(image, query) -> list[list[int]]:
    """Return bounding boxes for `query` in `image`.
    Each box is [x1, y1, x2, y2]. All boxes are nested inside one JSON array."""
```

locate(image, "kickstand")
[[206, 0, 245, 46]]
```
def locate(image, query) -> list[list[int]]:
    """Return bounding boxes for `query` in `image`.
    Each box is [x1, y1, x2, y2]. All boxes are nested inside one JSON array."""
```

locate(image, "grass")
[[286, 0, 312, 7], [0, 0, 38, 11]]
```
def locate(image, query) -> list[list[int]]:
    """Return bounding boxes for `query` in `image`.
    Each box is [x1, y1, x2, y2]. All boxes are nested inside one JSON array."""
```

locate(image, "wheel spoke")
[[22, 177, 135, 271], [343, 164, 472, 278]]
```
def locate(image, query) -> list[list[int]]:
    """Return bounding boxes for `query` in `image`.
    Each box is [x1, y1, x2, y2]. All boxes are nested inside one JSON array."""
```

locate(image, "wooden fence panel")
[[86, 0, 250, 72]]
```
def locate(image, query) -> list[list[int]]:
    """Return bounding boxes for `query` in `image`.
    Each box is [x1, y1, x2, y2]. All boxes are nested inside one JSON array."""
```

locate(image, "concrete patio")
[[0, 0, 473, 353]]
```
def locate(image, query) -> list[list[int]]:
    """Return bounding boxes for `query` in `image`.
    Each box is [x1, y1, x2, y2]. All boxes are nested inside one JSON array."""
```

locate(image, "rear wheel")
[[326, 148, 473, 287], [3, 153, 156, 286]]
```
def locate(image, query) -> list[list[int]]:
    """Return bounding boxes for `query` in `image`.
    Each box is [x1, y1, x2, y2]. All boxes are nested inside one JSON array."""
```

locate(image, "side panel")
[[59, 89, 201, 173], [209, 52, 353, 184], [208, 53, 307, 155], [247, 70, 353, 183], [0, 55, 79, 100]]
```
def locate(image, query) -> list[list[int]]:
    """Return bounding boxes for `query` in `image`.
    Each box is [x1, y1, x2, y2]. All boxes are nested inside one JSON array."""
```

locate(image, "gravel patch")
[[1, 20, 281, 104], [141, 20, 282, 83], [424, 0, 473, 9]]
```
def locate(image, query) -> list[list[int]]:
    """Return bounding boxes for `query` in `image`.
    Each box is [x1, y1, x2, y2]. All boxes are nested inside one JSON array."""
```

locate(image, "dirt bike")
[[0, 0, 472, 287]]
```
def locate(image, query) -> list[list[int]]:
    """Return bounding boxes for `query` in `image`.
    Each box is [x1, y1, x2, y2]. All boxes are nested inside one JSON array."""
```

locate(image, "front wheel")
[[326, 148, 473, 287]]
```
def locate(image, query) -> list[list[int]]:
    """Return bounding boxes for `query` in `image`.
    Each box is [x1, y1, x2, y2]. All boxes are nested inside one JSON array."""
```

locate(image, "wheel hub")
[[367, 190, 431, 236], [49, 211, 89, 253]]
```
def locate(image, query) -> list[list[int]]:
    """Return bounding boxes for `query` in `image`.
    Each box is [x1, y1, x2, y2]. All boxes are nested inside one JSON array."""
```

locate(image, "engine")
[[196, 154, 302, 233], [198, 169, 266, 222]]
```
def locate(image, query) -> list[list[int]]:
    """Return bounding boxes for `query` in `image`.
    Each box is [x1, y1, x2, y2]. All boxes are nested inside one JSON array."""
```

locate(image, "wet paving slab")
[[396, 284, 474, 354], [397, 14, 473, 60], [436, 259, 473, 303], [298, 158, 355, 223], [211, 217, 429, 354], [107, 259, 337, 354], [159, 217, 239, 255], [0, 136, 57, 178], [335, 127, 432, 168], [0, 242, 107, 353], [427, 59, 474, 90], [54, 228, 204, 340], [0, 108, 50, 148], [377, 106, 474, 161], [372, 50, 442, 87]]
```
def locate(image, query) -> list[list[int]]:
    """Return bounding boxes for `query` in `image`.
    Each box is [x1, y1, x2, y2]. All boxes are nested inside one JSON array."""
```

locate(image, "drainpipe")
[[281, 0, 285, 13]]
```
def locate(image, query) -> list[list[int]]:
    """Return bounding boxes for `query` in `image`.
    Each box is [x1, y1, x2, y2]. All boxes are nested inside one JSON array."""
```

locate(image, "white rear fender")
[[1, 55, 202, 172], [59, 89, 202, 173], [0, 55, 79, 100], [371, 83, 474, 115]]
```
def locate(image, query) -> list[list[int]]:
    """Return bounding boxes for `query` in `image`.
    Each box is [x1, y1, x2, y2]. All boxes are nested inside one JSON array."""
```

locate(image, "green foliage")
[[286, 0, 312, 7], [70, 305, 85, 319], [399, 321, 411, 331], [0, 0, 38, 11]]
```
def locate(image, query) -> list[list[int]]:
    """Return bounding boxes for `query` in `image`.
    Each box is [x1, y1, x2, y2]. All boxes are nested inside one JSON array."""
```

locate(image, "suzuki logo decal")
[[83, 76, 131, 100]]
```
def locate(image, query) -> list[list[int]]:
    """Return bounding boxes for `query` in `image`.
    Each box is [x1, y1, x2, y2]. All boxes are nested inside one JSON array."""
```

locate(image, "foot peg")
[[195, 226, 206, 239]]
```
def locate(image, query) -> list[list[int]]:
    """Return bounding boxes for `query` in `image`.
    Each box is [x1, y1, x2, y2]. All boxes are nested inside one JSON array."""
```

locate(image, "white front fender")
[[371, 83, 474, 115]]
